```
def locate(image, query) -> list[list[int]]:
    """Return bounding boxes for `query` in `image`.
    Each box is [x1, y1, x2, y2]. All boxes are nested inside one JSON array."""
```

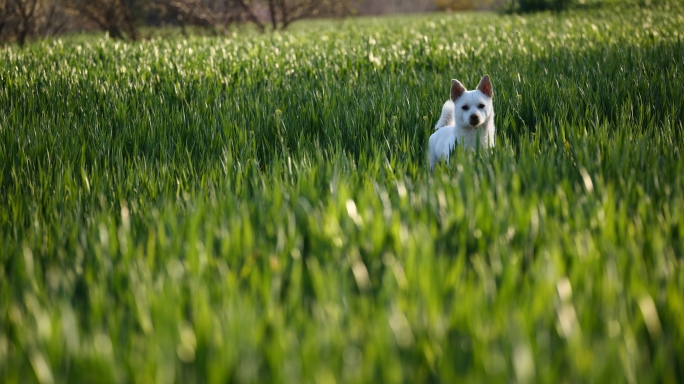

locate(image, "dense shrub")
[[506, 0, 574, 12]]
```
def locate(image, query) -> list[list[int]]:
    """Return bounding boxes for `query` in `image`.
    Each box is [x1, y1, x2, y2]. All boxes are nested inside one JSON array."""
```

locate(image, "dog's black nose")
[[469, 115, 479, 125]]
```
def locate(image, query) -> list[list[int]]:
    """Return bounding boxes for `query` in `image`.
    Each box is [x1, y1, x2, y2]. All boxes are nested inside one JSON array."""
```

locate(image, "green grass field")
[[1, 2, 684, 382]]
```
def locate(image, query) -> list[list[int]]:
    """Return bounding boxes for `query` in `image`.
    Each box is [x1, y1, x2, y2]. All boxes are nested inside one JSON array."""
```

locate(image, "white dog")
[[428, 75, 495, 169]]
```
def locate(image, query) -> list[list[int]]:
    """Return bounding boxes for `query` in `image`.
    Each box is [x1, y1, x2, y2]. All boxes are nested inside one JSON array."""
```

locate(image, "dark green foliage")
[[506, 0, 574, 12]]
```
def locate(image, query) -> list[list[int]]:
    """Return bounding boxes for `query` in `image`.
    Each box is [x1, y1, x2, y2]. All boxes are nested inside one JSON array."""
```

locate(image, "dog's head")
[[450, 75, 494, 128]]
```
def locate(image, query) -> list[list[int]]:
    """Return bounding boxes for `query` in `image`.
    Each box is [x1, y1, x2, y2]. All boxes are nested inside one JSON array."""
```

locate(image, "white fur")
[[434, 100, 455, 130], [429, 76, 495, 170]]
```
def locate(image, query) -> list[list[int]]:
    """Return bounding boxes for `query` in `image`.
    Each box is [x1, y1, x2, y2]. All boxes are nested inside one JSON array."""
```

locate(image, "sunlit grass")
[[1, 3, 683, 383]]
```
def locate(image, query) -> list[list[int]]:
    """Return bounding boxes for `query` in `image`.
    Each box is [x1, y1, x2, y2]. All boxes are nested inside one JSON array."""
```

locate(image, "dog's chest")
[[455, 125, 494, 149]]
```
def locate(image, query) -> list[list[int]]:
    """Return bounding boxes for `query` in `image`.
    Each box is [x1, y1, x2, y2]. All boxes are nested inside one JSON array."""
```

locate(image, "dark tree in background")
[[0, 0, 9, 37], [55, 0, 358, 40], [151, 0, 359, 34], [150, 0, 265, 34], [263, 0, 325, 30], [61, 0, 143, 40], [0, 0, 498, 45], [507, 0, 573, 12], [0, 0, 67, 45]]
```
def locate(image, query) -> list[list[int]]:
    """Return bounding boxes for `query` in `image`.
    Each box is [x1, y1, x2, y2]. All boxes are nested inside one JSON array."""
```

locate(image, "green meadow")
[[1, 2, 684, 382]]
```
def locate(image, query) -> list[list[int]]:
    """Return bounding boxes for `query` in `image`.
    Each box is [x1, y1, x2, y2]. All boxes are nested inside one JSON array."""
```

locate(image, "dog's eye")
[[478, 104, 485, 109], [461, 105, 469, 111]]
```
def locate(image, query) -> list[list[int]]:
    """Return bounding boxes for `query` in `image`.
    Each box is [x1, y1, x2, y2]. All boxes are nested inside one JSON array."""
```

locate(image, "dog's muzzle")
[[469, 115, 480, 126]]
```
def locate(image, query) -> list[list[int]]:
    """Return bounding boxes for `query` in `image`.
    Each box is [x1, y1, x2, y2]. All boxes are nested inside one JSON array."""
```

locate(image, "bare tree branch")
[[0, 0, 359, 45], [0, 0, 12, 37], [61, 0, 140, 40], [233, 0, 264, 32], [152, 0, 271, 34], [0, 0, 68, 45], [266, 0, 350, 30]]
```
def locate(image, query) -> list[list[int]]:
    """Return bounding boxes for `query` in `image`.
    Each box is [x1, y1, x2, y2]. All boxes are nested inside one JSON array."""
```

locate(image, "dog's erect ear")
[[477, 75, 493, 98], [450, 79, 466, 101]]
